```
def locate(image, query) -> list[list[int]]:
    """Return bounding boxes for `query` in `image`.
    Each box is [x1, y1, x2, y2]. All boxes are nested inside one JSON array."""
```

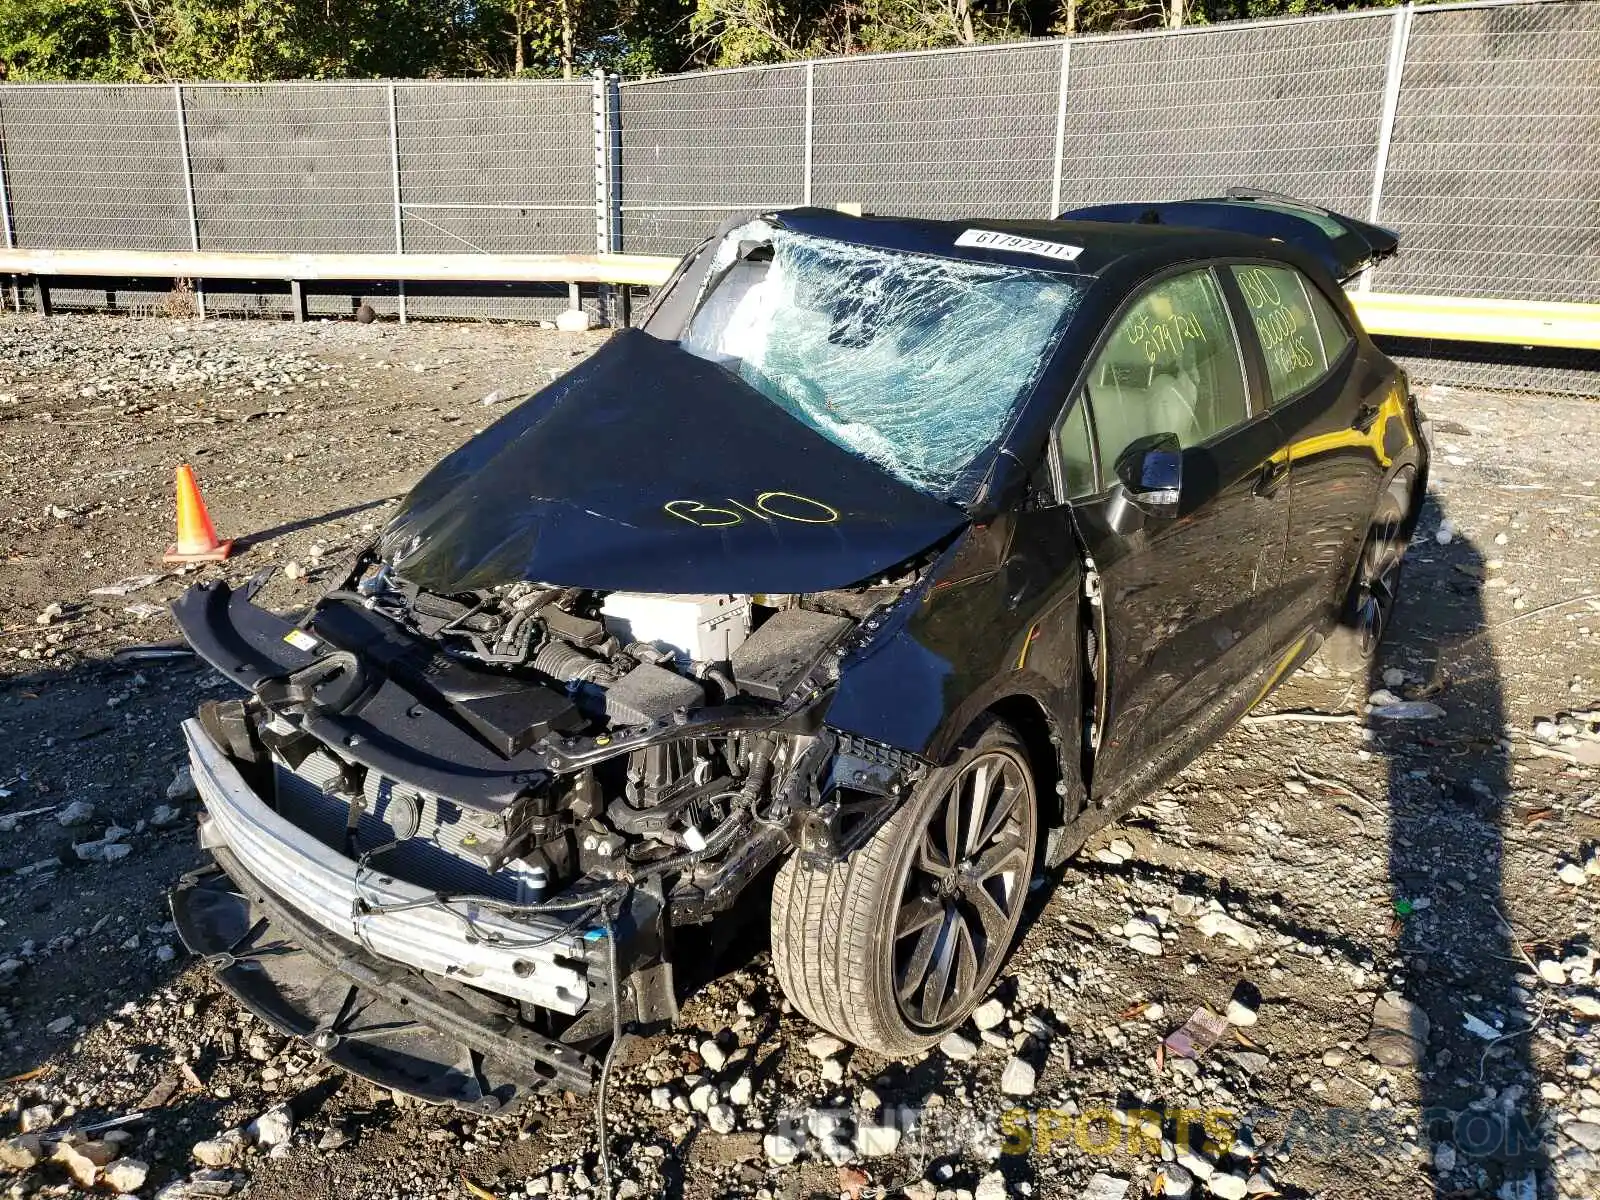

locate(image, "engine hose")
[[739, 734, 778, 807], [633, 805, 754, 881], [493, 606, 541, 660], [631, 734, 779, 880], [533, 638, 613, 684], [704, 666, 738, 702]]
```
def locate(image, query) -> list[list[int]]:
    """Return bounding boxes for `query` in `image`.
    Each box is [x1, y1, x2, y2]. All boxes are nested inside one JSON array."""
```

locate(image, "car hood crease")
[[378, 330, 970, 595]]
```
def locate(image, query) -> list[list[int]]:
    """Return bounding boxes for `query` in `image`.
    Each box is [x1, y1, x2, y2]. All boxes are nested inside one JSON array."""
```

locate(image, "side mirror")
[[1114, 433, 1183, 519]]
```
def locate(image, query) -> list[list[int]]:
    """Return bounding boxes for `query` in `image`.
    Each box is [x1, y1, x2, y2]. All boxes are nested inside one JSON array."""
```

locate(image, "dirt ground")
[[1, 314, 1598, 1200]]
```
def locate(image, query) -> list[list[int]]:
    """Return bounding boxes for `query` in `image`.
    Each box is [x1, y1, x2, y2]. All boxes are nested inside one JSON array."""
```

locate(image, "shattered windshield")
[[681, 227, 1086, 501]]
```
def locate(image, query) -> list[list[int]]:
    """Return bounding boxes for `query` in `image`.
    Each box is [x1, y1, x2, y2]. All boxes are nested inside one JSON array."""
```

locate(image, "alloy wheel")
[[892, 748, 1036, 1030], [1352, 500, 1407, 658]]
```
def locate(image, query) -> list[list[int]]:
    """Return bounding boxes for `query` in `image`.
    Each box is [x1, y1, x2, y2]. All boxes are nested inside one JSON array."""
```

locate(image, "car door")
[[1224, 262, 1392, 638], [1054, 265, 1293, 810]]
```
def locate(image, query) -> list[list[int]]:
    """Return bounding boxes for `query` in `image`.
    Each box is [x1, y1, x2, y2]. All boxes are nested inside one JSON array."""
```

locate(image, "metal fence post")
[[1049, 38, 1072, 217], [1363, 2, 1414, 292], [591, 69, 609, 322], [173, 85, 206, 319], [606, 75, 627, 323], [388, 81, 406, 323], [0, 100, 18, 315], [0, 116, 14, 251], [803, 62, 815, 206]]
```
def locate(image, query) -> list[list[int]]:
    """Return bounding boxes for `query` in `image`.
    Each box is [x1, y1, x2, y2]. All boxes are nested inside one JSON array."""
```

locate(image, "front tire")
[[771, 717, 1038, 1056]]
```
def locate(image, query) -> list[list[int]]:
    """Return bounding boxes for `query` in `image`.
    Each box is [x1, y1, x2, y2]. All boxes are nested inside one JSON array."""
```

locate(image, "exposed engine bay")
[[282, 551, 927, 905], [168, 541, 939, 1107]]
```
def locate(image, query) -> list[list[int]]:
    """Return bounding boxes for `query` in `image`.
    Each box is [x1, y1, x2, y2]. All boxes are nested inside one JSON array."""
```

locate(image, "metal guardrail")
[[0, 247, 679, 321], [4, 247, 1598, 353], [1348, 293, 1600, 352]]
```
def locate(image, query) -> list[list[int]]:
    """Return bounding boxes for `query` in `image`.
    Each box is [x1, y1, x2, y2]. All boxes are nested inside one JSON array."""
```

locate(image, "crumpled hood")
[[378, 331, 970, 595]]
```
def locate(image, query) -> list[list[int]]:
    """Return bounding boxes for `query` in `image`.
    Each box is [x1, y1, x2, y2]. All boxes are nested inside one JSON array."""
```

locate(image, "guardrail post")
[[1049, 38, 1072, 217], [173, 85, 206, 319], [1363, 2, 1413, 292], [388, 81, 407, 324]]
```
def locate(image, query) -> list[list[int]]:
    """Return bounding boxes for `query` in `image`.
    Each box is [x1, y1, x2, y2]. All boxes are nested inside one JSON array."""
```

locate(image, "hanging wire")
[[593, 898, 623, 1200]]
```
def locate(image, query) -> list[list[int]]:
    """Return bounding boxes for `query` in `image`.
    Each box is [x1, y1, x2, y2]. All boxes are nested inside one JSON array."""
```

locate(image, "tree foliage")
[[0, 0, 1395, 80]]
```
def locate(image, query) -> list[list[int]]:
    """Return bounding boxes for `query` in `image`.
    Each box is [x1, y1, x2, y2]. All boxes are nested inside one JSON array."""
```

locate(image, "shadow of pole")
[[1375, 498, 1546, 1197]]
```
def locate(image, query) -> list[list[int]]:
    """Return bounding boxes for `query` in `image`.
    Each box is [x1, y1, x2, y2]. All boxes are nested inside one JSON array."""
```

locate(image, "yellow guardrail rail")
[[0, 248, 681, 322], [1349, 291, 1600, 352], [2, 248, 1596, 352], [0, 247, 680, 288]]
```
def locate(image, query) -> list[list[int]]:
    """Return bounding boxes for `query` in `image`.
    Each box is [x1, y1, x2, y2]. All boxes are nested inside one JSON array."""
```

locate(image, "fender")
[[823, 514, 1086, 844]]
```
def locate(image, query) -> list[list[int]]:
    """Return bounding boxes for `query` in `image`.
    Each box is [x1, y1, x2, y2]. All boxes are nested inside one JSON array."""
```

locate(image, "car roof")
[[768, 206, 1305, 282]]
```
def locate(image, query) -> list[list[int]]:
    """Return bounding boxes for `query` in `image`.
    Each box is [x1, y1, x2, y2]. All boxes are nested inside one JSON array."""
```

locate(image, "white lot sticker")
[[955, 228, 1083, 263], [283, 629, 319, 652]]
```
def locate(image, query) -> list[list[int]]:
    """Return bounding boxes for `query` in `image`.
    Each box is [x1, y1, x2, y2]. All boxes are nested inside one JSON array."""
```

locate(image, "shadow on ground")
[[1376, 499, 1545, 1197]]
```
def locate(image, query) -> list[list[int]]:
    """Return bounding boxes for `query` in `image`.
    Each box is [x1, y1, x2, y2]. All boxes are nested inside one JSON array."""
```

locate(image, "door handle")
[[1253, 458, 1289, 498], [1351, 403, 1381, 433]]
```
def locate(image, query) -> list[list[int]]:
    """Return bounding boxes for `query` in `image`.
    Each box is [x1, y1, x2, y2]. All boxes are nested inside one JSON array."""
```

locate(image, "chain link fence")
[[0, 0, 1595, 387], [617, 65, 809, 255]]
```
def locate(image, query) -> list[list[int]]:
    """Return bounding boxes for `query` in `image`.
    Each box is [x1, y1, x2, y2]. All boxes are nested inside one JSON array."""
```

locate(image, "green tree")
[[0, 0, 1408, 80], [0, 0, 138, 79], [685, 0, 1032, 67]]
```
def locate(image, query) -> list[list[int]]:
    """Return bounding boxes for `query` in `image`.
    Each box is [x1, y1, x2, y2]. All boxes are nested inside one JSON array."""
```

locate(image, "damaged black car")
[[169, 193, 1430, 1111]]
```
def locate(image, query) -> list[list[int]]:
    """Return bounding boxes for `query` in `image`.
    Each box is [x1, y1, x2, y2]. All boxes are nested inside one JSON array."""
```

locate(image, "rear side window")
[[1232, 264, 1353, 405], [1082, 268, 1250, 478]]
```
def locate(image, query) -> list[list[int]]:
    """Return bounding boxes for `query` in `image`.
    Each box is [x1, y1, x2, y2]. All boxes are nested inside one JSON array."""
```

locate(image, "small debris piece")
[[972, 997, 1007, 1030], [1165, 1008, 1230, 1060], [1195, 911, 1260, 952], [0, 1134, 44, 1170], [1368, 700, 1447, 720], [804, 1033, 847, 1059], [1366, 992, 1432, 1067], [1082, 1175, 1130, 1200], [939, 1031, 978, 1062], [698, 1038, 728, 1071], [1226, 980, 1261, 1028], [763, 1131, 802, 1165], [91, 574, 164, 596], [999, 1056, 1037, 1096], [248, 1103, 294, 1149], [855, 1121, 902, 1157], [56, 799, 96, 827], [104, 1158, 151, 1193]]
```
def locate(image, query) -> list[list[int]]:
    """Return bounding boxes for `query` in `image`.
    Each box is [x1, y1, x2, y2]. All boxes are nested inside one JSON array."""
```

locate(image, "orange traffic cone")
[[163, 464, 234, 563]]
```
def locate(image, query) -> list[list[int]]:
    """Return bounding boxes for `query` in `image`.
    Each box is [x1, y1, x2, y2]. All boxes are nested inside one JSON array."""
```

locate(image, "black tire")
[[1320, 474, 1413, 673], [771, 717, 1039, 1056]]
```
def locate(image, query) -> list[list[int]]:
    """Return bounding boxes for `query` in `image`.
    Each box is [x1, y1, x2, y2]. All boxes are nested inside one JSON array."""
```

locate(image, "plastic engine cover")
[[601, 594, 750, 668]]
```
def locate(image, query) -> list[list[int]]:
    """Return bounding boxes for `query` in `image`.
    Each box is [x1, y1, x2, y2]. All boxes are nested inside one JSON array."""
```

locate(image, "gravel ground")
[[1, 314, 1598, 1200]]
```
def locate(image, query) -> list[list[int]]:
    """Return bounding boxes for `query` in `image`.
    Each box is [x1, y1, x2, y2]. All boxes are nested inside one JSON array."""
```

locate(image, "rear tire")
[[770, 717, 1038, 1056], [1320, 474, 1412, 673]]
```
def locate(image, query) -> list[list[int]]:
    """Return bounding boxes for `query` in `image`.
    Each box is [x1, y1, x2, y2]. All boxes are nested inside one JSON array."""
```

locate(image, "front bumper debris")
[[171, 718, 607, 1104], [181, 719, 591, 1012], [171, 858, 594, 1108]]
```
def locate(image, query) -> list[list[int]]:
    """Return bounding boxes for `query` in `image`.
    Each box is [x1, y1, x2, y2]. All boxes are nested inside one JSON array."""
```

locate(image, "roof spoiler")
[[1059, 187, 1399, 282]]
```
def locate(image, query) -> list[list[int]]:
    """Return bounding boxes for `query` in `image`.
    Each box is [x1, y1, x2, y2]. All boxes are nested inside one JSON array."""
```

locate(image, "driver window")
[[1083, 268, 1249, 477]]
